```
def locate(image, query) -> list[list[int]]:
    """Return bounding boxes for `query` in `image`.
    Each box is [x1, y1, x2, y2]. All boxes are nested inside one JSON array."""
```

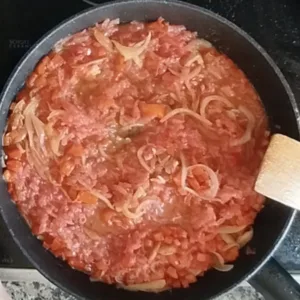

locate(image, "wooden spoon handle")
[[255, 134, 300, 210]]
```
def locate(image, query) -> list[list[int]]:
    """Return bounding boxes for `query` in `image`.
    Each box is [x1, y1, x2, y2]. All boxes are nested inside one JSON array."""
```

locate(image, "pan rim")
[[0, 1, 298, 299]]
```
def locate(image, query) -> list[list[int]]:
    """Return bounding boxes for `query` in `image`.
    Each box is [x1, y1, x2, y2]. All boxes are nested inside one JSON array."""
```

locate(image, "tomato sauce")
[[3, 18, 269, 290]]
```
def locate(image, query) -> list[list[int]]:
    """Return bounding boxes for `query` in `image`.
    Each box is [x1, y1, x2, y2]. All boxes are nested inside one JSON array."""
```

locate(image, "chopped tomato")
[[4, 17, 269, 290]]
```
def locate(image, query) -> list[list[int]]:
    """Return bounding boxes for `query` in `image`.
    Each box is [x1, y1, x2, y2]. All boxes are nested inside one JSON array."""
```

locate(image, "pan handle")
[[248, 257, 300, 300]]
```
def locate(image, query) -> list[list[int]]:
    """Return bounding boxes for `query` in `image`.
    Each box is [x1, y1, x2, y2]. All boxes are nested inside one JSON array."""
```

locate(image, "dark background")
[[0, 0, 299, 270]]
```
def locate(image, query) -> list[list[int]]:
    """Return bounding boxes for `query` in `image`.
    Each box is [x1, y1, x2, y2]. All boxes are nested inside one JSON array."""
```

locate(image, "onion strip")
[[214, 264, 234, 272], [112, 32, 151, 67], [230, 106, 255, 146], [148, 242, 161, 262], [31, 115, 47, 155], [237, 228, 253, 248], [94, 29, 113, 51], [211, 251, 234, 272], [200, 95, 234, 118], [122, 199, 161, 220], [160, 108, 212, 126], [137, 145, 152, 173], [218, 225, 246, 234], [88, 189, 114, 210], [186, 164, 219, 198], [220, 233, 236, 245]]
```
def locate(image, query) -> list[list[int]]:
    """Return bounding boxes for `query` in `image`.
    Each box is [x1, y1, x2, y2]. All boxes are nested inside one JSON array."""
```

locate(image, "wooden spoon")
[[255, 134, 300, 210]]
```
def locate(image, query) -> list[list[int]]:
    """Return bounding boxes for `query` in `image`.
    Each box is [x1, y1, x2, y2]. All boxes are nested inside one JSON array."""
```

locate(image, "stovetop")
[[0, 0, 300, 271]]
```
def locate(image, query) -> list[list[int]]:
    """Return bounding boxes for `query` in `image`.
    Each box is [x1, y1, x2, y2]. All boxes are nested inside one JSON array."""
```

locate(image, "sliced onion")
[[122, 199, 161, 220], [76, 58, 104, 68], [186, 164, 219, 198], [230, 106, 255, 146], [218, 225, 247, 234], [94, 29, 113, 51], [24, 98, 39, 148], [210, 251, 225, 265], [222, 243, 239, 252], [137, 145, 152, 173], [150, 176, 166, 184], [31, 115, 46, 154], [237, 228, 253, 248], [200, 95, 234, 118], [47, 109, 64, 121], [23, 97, 39, 115], [184, 65, 202, 83], [220, 233, 236, 245], [180, 154, 217, 201], [213, 264, 234, 272], [180, 152, 188, 191], [184, 53, 204, 67], [79, 181, 114, 209], [133, 187, 146, 199], [25, 114, 34, 148], [49, 128, 67, 157], [148, 242, 161, 262], [159, 245, 176, 256], [12, 99, 26, 114], [112, 32, 151, 66], [160, 108, 212, 126], [25, 142, 47, 180], [16, 143, 25, 154], [83, 227, 101, 241], [88, 189, 114, 210], [120, 279, 166, 292], [211, 251, 234, 272], [185, 38, 212, 51]]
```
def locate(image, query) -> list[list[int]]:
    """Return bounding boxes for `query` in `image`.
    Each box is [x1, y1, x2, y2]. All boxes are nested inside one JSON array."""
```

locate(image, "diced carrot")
[[166, 266, 178, 279], [6, 160, 22, 172], [153, 232, 164, 242], [100, 208, 116, 223], [67, 144, 84, 157], [49, 53, 65, 70], [185, 273, 197, 283], [67, 187, 78, 201], [140, 103, 167, 119], [223, 246, 239, 262], [77, 191, 98, 204], [36, 56, 51, 75], [6, 147, 22, 160], [51, 238, 64, 251], [27, 72, 38, 87], [172, 170, 181, 187], [34, 75, 48, 89]]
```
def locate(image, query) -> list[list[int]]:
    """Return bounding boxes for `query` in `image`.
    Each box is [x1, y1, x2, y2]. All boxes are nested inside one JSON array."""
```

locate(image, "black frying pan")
[[0, 1, 300, 299]]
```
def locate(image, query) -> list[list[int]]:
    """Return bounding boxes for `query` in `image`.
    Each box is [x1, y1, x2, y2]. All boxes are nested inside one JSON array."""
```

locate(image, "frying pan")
[[0, 1, 300, 299]]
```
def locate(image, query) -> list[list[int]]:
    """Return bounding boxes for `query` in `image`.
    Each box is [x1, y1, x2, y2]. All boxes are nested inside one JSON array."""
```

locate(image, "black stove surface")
[[0, 0, 300, 271]]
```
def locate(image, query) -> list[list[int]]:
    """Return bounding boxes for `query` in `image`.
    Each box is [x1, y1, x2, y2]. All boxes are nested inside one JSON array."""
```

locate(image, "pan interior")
[[0, 1, 297, 300]]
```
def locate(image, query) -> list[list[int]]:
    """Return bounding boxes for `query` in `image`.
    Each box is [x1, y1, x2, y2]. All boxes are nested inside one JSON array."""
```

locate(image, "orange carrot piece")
[[6, 160, 22, 172], [6, 147, 22, 160], [77, 191, 98, 204], [140, 103, 167, 119], [67, 144, 84, 157]]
